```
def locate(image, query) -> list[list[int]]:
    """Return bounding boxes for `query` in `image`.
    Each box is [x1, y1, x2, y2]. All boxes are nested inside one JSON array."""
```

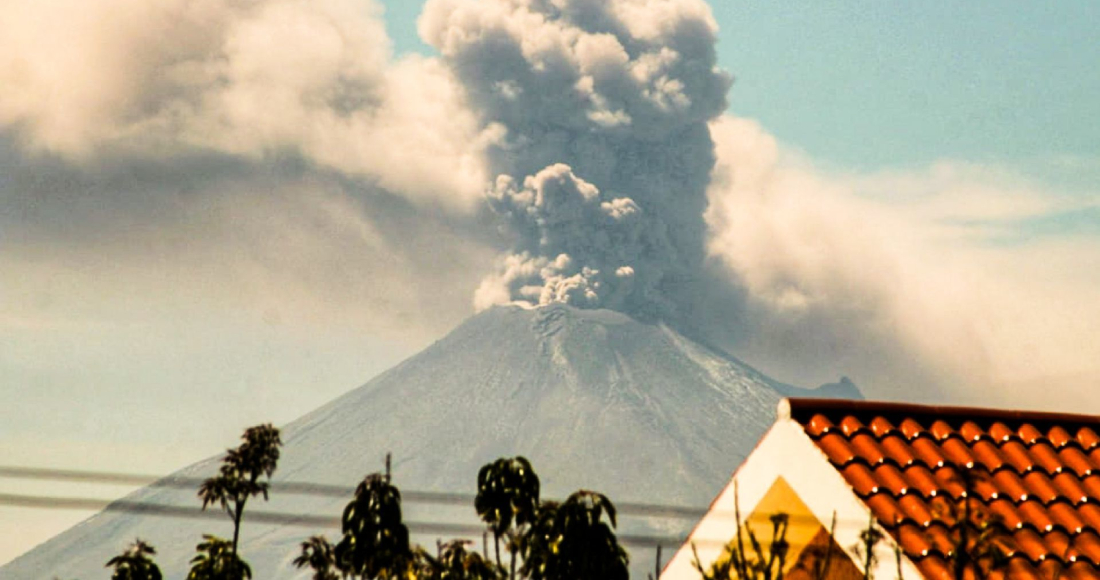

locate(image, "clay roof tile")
[[865, 492, 905, 527], [805, 413, 835, 437], [1001, 440, 1038, 474], [988, 498, 1025, 529], [991, 470, 1032, 503], [1077, 427, 1100, 450], [913, 439, 949, 469], [1048, 502, 1086, 534], [1017, 500, 1057, 533], [931, 420, 958, 442], [817, 432, 857, 466], [900, 418, 927, 440], [840, 416, 869, 437], [898, 495, 935, 527], [959, 421, 989, 442], [1058, 447, 1096, 478], [916, 556, 954, 580], [1048, 426, 1075, 449], [1081, 475, 1100, 499], [851, 432, 889, 465], [873, 463, 913, 496], [1029, 442, 1067, 475], [1051, 472, 1090, 505], [932, 465, 968, 499], [842, 463, 880, 496], [942, 438, 979, 469], [895, 522, 935, 557], [1019, 424, 1046, 445], [786, 399, 1100, 580], [870, 416, 899, 438], [1022, 471, 1063, 505], [1071, 531, 1100, 565], [1076, 503, 1100, 531], [903, 464, 943, 499], [971, 440, 1008, 472], [989, 422, 1017, 443], [882, 435, 920, 467]]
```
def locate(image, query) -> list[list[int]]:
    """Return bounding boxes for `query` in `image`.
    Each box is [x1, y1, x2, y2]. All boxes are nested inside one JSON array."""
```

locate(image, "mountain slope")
[[2, 304, 858, 579]]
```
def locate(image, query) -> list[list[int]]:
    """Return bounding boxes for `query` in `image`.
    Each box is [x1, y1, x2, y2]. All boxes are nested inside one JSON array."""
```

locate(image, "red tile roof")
[[788, 398, 1100, 580]]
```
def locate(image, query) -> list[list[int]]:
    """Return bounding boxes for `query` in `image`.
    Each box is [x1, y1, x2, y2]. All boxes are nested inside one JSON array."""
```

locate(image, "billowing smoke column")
[[421, 0, 731, 319]]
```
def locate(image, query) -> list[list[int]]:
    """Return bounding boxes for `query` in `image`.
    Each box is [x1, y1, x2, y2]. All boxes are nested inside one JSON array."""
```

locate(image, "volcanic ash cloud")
[[422, 0, 732, 319]]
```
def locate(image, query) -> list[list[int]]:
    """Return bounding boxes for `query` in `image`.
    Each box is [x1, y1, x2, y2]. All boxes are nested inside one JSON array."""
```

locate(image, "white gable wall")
[[661, 401, 924, 580]]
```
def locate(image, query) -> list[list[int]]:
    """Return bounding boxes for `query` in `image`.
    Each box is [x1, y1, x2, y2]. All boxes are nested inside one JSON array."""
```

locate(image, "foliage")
[[87, 434, 634, 580], [475, 456, 540, 570], [787, 512, 838, 580], [933, 471, 1008, 580], [335, 472, 413, 579], [105, 539, 163, 580], [692, 482, 789, 580], [198, 423, 282, 553], [693, 472, 1015, 580], [521, 490, 629, 580], [187, 535, 252, 580], [293, 536, 341, 580], [291, 455, 628, 580], [693, 514, 789, 580], [425, 540, 504, 580], [850, 514, 885, 580]]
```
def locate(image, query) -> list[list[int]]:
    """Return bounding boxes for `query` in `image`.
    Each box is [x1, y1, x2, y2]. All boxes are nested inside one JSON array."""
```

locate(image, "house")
[[661, 398, 1100, 580]]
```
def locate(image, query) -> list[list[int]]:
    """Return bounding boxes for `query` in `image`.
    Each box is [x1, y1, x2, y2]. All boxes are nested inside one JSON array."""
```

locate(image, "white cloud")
[[705, 115, 1100, 408], [0, 0, 494, 209]]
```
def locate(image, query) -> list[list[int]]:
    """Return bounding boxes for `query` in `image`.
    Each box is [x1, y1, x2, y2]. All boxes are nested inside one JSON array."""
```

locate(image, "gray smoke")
[[422, 0, 731, 319]]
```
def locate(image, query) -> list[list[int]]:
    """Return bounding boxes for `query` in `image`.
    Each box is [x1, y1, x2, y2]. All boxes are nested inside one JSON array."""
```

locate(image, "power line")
[[0, 465, 893, 533], [0, 492, 696, 549], [0, 465, 709, 519]]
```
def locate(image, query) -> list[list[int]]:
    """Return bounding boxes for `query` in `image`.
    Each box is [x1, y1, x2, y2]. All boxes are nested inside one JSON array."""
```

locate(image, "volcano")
[[2, 304, 859, 579]]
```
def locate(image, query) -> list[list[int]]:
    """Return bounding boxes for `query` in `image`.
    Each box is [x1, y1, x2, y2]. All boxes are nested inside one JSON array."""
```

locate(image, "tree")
[[429, 540, 504, 580], [693, 513, 790, 580], [851, 513, 885, 580], [280, 455, 629, 580], [475, 457, 540, 572], [334, 472, 413, 579], [187, 535, 252, 580], [521, 490, 628, 580], [293, 536, 341, 580], [105, 539, 162, 580], [933, 470, 1008, 580], [198, 423, 282, 555]]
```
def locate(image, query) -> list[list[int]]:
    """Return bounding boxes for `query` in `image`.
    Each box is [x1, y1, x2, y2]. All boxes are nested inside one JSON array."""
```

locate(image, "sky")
[[2, 0, 1099, 566]]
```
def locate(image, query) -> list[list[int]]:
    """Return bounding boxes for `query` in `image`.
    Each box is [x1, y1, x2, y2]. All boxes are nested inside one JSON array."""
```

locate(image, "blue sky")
[[381, 1, 1100, 179]]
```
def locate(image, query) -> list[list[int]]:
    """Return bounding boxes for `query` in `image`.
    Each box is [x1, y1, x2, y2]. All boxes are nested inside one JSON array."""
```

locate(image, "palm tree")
[[293, 536, 341, 580], [187, 535, 252, 580], [105, 539, 162, 580], [334, 472, 412, 579], [475, 457, 540, 572], [198, 423, 282, 555], [521, 491, 628, 580]]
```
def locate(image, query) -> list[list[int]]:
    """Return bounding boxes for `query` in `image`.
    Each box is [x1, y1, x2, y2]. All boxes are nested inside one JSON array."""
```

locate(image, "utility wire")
[[0, 465, 709, 519], [0, 465, 892, 531], [0, 492, 701, 549]]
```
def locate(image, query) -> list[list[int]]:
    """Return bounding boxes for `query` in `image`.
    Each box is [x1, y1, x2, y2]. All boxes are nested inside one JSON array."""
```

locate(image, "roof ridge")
[[783, 398, 1100, 432]]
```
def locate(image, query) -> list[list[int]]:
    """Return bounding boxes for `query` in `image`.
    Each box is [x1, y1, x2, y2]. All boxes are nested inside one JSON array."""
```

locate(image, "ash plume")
[[422, 0, 731, 319]]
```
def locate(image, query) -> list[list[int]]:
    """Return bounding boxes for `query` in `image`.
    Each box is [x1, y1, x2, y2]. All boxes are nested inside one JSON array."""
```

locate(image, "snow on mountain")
[[2, 304, 859, 579]]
